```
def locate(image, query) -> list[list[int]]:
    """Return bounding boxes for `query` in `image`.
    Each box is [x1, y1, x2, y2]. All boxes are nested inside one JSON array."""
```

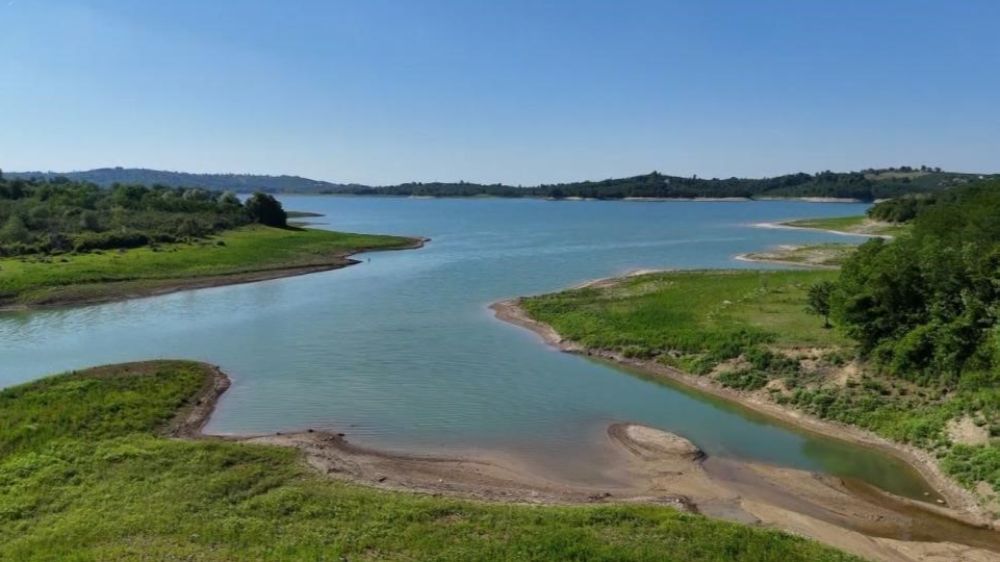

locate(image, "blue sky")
[[2, 1, 998, 185]]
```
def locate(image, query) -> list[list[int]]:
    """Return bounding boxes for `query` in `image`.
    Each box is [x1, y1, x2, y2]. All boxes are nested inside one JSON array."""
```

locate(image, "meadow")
[[0, 225, 415, 307]]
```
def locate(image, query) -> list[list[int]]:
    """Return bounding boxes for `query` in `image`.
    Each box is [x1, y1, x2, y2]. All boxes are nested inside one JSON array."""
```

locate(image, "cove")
[[0, 197, 935, 500]]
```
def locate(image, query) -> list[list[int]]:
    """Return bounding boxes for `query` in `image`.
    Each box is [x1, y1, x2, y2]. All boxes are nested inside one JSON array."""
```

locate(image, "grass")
[[0, 361, 859, 561], [520, 269, 1000, 503], [782, 216, 908, 237], [0, 225, 415, 307], [522, 269, 845, 358]]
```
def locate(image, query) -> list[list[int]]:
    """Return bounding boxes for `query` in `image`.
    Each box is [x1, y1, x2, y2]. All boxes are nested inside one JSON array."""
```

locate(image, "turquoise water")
[[0, 197, 934, 498]]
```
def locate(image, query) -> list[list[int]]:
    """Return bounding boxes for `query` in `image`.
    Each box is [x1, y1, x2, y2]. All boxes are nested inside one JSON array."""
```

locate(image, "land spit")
[[0, 236, 428, 311]]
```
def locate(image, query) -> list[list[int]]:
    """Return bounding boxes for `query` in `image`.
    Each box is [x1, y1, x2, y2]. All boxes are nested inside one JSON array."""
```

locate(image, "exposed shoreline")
[[733, 252, 840, 269], [752, 220, 894, 239], [175, 362, 1000, 561], [0, 236, 427, 312], [733, 243, 853, 269], [488, 296, 987, 520]]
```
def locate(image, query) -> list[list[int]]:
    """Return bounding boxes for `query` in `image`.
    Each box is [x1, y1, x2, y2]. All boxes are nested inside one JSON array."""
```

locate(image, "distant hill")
[[343, 168, 996, 201], [5, 168, 361, 193], [5, 166, 995, 201]]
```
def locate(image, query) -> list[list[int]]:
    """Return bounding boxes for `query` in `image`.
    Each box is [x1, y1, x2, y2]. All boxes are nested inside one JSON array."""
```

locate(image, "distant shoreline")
[[272, 193, 868, 203]]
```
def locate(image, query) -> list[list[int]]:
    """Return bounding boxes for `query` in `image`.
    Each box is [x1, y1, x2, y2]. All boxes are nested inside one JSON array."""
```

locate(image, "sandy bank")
[[489, 298, 1000, 559], [734, 243, 850, 269], [0, 236, 428, 312], [752, 220, 894, 239], [489, 297, 979, 514], [733, 252, 840, 269], [176, 362, 999, 561]]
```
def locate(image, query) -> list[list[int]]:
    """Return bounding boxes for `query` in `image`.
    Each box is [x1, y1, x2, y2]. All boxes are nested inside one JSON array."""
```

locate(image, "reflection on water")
[[0, 197, 937, 500]]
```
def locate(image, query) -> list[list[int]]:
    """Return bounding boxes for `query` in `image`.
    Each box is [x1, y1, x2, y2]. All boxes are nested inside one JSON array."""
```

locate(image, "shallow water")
[[0, 197, 937, 500]]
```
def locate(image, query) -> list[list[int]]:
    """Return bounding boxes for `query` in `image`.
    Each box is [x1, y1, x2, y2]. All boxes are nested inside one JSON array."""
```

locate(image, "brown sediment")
[[0, 237, 427, 312], [169, 361, 1000, 561], [488, 296, 980, 515], [734, 253, 840, 269], [733, 244, 846, 269], [489, 297, 1000, 558], [752, 220, 895, 239]]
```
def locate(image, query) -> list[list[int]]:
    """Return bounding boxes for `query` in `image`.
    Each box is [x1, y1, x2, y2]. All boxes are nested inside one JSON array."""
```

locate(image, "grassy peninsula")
[[0, 361, 857, 561], [0, 177, 419, 308], [0, 225, 418, 308], [518, 181, 1000, 514]]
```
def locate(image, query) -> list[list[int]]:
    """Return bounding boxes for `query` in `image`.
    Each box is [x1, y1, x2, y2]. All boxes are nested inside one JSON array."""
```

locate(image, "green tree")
[[0, 215, 31, 244], [244, 192, 287, 227], [806, 280, 834, 328], [79, 210, 100, 232]]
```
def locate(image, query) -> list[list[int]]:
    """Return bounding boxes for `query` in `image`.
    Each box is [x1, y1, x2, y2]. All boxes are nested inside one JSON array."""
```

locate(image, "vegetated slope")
[[331, 168, 994, 200], [0, 361, 859, 561], [827, 181, 1000, 491]]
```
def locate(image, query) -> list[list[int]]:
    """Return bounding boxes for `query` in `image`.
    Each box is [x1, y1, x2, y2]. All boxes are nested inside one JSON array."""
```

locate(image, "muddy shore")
[[489, 297, 1000, 560], [752, 220, 894, 239], [176, 362, 1000, 562], [489, 297, 982, 515]]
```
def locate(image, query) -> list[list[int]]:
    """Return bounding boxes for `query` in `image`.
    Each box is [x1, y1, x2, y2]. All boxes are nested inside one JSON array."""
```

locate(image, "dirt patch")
[[948, 415, 991, 446], [736, 245, 850, 269]]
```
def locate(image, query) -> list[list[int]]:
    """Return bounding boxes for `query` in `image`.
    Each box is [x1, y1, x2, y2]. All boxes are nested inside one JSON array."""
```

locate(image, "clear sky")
[[2, 1, 998, 185]]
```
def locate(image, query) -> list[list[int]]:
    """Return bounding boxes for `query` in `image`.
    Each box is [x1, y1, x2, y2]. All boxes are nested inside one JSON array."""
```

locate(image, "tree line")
[[0, 175, 287, 256], [818, 181, 1000, 385], [9, 166, 992, 201]]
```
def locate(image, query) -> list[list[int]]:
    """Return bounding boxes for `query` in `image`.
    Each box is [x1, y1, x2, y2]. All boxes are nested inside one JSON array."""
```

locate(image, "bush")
[[245, 192, 287, 227], [72, 231, 150, 253]]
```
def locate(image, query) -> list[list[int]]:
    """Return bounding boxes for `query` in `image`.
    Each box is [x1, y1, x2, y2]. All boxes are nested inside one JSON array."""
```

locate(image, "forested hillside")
[[834, 181, 1000, 382], [325, 168, 993, 200], [7, 166, 993, 201]]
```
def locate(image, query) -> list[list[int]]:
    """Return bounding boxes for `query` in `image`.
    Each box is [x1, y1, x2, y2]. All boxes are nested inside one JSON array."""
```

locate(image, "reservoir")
[[0, 197, 935, 499]]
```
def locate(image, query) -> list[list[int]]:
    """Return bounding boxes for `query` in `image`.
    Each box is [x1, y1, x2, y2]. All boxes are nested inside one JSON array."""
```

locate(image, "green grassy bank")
[[0, 225, 417, 308], [520, 270, 1000, 502], [0, 361, 857, 561]]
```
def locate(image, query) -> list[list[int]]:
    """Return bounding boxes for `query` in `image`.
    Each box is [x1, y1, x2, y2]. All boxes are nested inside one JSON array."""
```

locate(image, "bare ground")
[[163, 360, 1000, 562], [487, 299, 1000, 561]]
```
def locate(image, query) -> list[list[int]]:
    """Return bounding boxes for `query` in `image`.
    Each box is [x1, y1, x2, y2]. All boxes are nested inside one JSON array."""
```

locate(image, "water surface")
[[0, 197, 934, 499]]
